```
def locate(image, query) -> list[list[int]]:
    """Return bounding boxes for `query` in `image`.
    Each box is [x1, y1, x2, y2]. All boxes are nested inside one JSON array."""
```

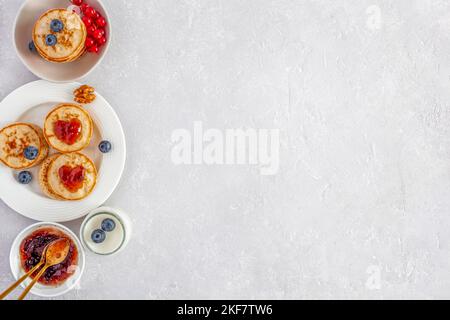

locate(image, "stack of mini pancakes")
[[40, 151, 97, 201], [33, 9, 87, 63], [0, 124, 49, 170], [0, 104, 97, 201]]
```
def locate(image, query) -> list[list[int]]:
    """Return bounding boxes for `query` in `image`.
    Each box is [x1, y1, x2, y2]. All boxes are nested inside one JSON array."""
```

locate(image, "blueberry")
[[99, 140, 112, 153], [23, 146, 39, 160], [45, 34, 57, 46], [17, 171, 32, 184], [101, 218, 116, 232], [28, 40, 36, 52], [91, 229, 106, 244], [50, 19, 64, 32]]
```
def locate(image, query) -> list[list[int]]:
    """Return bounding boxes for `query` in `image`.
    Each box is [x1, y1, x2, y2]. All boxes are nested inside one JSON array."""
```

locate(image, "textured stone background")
[[1, 0, 450, 299]]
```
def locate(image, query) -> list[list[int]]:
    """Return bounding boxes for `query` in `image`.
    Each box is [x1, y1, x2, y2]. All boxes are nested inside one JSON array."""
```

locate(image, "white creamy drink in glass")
[[80, 207, 131, 255]]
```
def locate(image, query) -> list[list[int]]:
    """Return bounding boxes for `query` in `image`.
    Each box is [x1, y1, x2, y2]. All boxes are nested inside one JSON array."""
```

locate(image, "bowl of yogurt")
[[80, 206, 131, 255]]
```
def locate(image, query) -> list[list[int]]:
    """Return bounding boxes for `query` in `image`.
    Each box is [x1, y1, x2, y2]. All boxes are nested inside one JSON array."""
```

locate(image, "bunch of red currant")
[[71, 0, 107, 54]]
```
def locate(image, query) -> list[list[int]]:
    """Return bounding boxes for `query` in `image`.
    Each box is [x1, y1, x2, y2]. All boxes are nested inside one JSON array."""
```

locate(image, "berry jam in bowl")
[[13, 0, 111, 82], [9, 222, 85, 297]]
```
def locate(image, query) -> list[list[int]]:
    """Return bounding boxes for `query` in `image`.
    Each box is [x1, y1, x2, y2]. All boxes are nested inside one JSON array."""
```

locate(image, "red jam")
[[54, 119, 82, 145], [20, 227, 78, 286], [58, 165, 85, 192]]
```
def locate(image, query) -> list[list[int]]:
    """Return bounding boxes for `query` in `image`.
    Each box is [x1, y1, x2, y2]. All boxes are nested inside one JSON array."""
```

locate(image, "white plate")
[[10, 222, 85, 298], [0, 80, 126, 222], [14, 0, 111, 82]]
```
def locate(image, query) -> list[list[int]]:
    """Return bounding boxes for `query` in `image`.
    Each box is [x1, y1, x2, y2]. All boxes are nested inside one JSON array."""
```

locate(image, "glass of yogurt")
[[80, 206, 131, 256]]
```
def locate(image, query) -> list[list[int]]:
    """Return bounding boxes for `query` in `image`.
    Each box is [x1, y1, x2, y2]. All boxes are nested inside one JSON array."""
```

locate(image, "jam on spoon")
[[58, 165, 85, 192], [54, 119, 82, 145]]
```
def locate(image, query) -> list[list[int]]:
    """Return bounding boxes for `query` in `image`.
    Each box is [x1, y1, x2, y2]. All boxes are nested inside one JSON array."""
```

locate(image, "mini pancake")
[[35, 39, 86, 63], [39, 154, 64, 200], [34, 32, 86, 63], [33, 9, 86, 63], [44, 103, 93, 153], [0, 123, 49, 169], [45, 152, 97, 201]]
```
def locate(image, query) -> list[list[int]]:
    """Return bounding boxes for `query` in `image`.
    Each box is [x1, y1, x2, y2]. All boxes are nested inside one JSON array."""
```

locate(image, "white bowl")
[[9, 222, 85, 298], [13, 0, 111, 82]]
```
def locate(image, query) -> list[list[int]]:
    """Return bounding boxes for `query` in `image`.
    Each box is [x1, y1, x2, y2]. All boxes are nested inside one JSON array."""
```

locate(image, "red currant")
[[97, 36, 107, 46], [72, 0, 83, 5], [96, 17, 107, 27], [94, 11, 100, 19], [87, 45, 99, 53], [84, 7, 96, 18], [87, 25, 97, 35], [99, 28, 105, 36], [85, 37, 95, 48], [93, 29, 103, 40], [82, 16, 92, 27], [81, 3, 89, 13]]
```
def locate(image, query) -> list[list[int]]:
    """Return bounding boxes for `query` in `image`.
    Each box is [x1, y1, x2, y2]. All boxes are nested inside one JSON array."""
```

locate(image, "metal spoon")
[[18, 238, 70, 300], [0, 240, 54, 300]]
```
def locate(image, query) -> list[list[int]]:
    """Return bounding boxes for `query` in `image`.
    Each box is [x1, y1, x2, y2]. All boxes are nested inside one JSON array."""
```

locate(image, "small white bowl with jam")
[[80, 206, 131, 256], [9, 222, 85, 297]]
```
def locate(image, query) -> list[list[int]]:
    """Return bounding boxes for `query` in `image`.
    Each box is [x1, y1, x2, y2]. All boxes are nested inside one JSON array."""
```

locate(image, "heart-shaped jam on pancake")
[[54, 119, 82, 145], [58, 165, 85, 192]]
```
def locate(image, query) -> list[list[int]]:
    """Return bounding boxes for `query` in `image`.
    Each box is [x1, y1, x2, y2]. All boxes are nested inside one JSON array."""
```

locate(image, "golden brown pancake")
[[44, 103, 93, 153], [39, 152, 97, 201], [39, 154, 64, 200], [33, 9, 86, 63], [0, 123, 49, 169]]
